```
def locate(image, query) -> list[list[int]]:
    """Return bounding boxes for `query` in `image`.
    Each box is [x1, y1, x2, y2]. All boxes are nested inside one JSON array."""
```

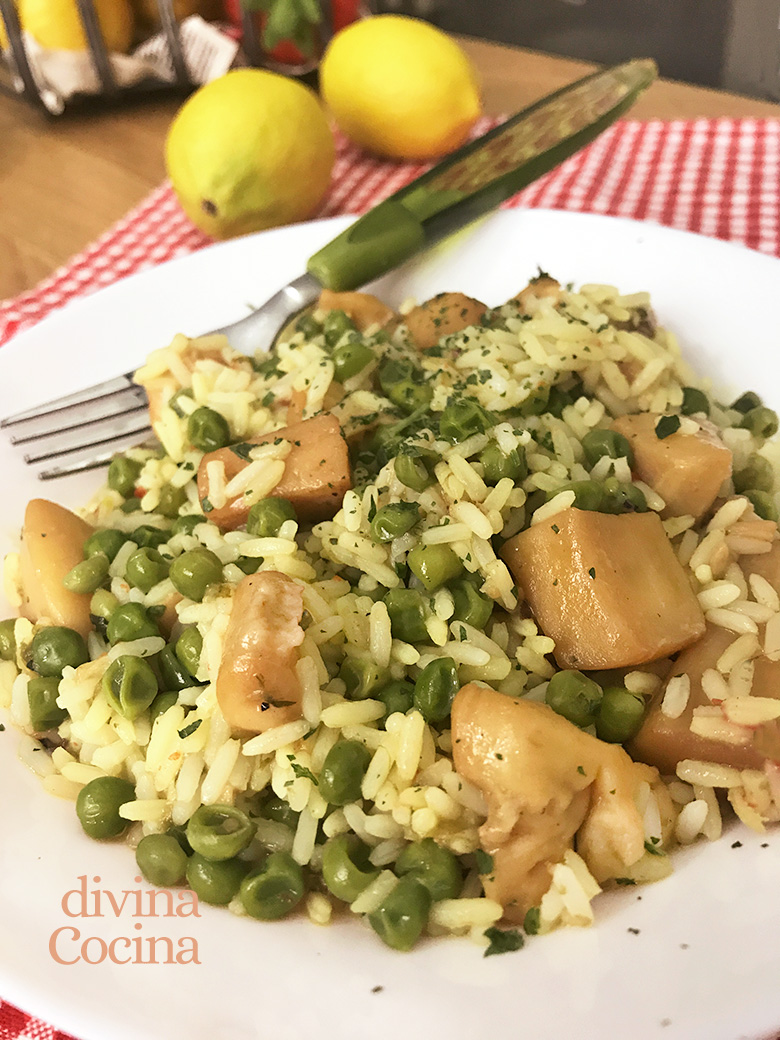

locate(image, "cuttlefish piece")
[[452, 683, 654, 921], [216, 571, 305, 734]]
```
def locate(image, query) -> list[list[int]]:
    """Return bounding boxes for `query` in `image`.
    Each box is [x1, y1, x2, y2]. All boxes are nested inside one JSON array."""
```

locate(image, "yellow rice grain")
[[292, 807, 319, 865], [119, 799, 169, 823], [320, 700, 384, 729], [430, 898, 503, 932], [395, 711, 425, 781], [677, 760, 743, 788], [42, 775, 82, 800], [241, 719, 310, 756], [349, 871, 398, 914]]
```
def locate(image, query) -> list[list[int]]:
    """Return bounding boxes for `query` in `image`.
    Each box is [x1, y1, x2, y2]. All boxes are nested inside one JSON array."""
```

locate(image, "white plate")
[[1, 210, 779, 1040]]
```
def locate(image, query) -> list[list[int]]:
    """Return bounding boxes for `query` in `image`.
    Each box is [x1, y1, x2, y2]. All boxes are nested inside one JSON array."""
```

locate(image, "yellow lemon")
[[320, 15, 481, 161], [19, 0, 134, 53], [165, 68, 335, 240]]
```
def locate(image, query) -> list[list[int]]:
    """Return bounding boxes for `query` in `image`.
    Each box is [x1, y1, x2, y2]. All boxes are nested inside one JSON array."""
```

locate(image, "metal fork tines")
[[0, 272, 322, 480], [1, 374, 152, 479]]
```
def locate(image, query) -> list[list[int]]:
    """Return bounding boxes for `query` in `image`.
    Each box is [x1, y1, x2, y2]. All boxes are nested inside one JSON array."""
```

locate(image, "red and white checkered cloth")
[[3, 116, 780, 346], [3, 116, 780, 1040]]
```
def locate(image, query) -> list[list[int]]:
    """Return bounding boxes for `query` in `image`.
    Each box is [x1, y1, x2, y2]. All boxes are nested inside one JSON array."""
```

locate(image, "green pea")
[[407, 544, 462, 592], [186, 804, 255, 861], [744, 489, 779, 522], [546, 669, 603, 729], [549, 480, 604, 512], [516, 384, 550, 417], [175, 628, 203, 676], [169, 548, 223, 601], [731, 390, 762, 414], [125, 547, 169, 594], [596, 687, 646, 743], [368, 876, 432, 952], [171, 514, 205, 536], [734, 455, 774, 494], [480, 441, 527, 485], [83, 528, 127, 562], [413, 657, 458, 723], [157, 645, 196, 692], [76, 776, 136, 840], [323, 309, 356, 347], [90, 589, 118, 624], [120, 499, 142, 514], [581, 428, 633, 468], [0, 619, 16, 661], [384, 588, 429, 644], [377, 680, 414, 720], [239, 851, 304, 920], [378, 358, 432, 415], [449, 579, 493, 629], [439, 399, 493, 443], [394, 450, 436, 492], [333, 339, 374, 382], [102, 655, 159, 720], [740, 406, 779, 440], [370, 502, 420, 543], [27, 675, 67, 731], [321, 834, 379, 903], [108, 456, 142, 497], [186, 853, 248, 905], [246, 497, 296, 537], [168, 388, 194, 418], [340, 654, 389, 701], [547, 383, 579, 419], [106, 603, 159, 645], [261, 794, 299, 828], [396, 838, 463, 901], [149, 691, 179, 726], [130, 525, 169, 550], [28, 626, 88, 677], [295, 312, 322, 339], [157, 484, 188, 519], [318, 739, 372, 805], [136, 833, 188, 887], [681, 387, 710, 417], [601, 478, 647, 515], [187, 406, 230, 452]]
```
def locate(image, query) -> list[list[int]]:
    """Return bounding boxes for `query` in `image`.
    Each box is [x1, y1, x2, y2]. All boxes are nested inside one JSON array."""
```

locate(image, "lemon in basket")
[[19, 0, 134, 53], [320, 14, 481, 160], [165, 68, 335, 240]]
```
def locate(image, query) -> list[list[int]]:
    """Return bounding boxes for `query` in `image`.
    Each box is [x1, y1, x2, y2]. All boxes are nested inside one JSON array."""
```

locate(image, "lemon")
[[165, 68, 335, 240], [19, 0, 134, 53], [320, 15, 481, 161]]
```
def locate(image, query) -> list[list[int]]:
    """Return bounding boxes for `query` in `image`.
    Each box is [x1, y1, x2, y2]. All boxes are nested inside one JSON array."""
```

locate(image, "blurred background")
[[376, 0, 780, 102]]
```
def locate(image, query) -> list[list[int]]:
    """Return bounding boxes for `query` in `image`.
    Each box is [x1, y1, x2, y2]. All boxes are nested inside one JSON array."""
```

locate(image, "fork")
[[1, 274, 320, 480], [0, 59, 657, 481]]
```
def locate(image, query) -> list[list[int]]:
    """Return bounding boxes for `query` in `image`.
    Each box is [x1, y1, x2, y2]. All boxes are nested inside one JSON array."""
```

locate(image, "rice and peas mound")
[[3, 273, 780, 952]]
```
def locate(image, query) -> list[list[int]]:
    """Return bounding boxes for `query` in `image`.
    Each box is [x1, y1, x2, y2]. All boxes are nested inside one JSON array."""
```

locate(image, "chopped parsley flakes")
[[483, 927, 525, 957], [655, 414, 681, 439]]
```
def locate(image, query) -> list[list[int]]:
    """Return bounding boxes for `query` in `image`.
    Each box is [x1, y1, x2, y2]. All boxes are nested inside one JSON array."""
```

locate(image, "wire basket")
[[0, 0, 329, 114]]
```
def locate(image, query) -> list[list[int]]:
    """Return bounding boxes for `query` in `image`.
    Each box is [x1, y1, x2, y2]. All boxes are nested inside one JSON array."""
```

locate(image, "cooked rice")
[[4, 275, 780, 953]]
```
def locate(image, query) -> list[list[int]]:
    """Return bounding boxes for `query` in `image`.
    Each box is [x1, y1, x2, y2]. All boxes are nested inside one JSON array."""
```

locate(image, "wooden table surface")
[[3, 34, 780, 303]]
